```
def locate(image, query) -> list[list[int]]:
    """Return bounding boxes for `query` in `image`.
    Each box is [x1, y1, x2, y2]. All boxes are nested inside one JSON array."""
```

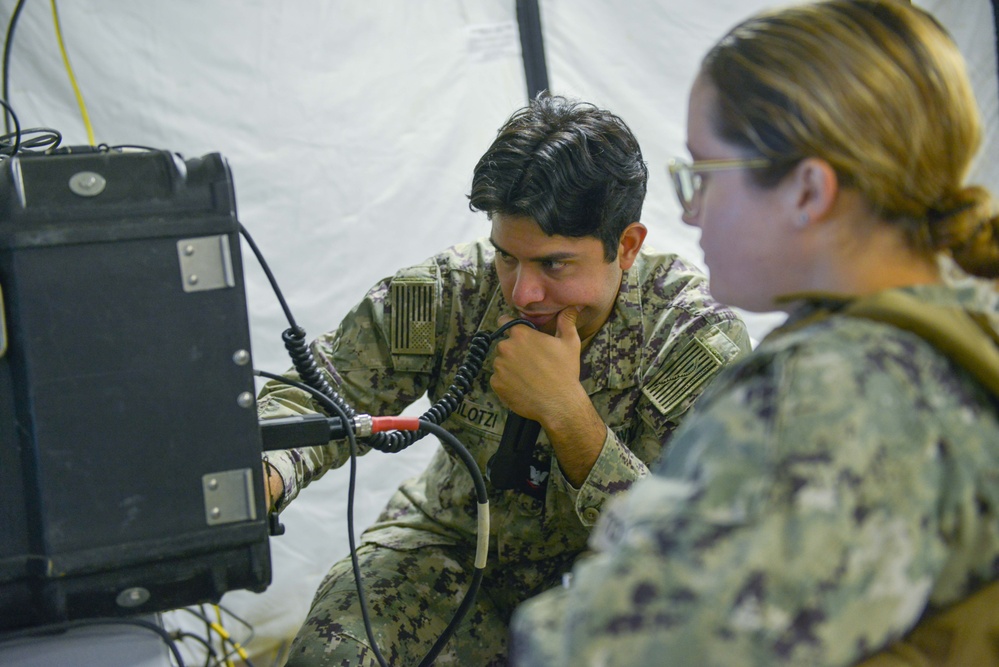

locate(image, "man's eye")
[[543, 260, 567, 271]]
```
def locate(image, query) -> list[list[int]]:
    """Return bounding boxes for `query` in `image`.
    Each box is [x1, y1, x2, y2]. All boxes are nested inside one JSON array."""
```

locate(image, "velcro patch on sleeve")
[[642, 336, 723, 416], [390, 278, 437, 355]]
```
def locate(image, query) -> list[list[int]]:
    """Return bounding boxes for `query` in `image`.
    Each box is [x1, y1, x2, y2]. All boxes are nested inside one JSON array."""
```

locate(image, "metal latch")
[[177, 235, 235, 293], [202, 468, 257, 526]]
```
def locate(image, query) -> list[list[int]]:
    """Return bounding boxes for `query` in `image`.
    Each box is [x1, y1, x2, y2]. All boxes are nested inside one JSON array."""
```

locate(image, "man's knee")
[[285, 624, 380, 667]]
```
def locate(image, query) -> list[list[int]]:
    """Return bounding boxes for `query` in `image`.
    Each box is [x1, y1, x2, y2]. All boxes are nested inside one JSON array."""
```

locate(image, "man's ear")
[[617, 222, 647, 270], [792, 157, 839, 226]]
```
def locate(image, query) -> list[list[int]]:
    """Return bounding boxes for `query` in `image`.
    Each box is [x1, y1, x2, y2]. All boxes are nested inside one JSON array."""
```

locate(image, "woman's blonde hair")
[[702, 0, 998, 278]]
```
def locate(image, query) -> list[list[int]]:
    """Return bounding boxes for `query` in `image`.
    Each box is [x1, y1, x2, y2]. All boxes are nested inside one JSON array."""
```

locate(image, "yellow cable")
[[210, 621, 250, 663], [50, 0, 95, 145], [212, 604, 247, 665]]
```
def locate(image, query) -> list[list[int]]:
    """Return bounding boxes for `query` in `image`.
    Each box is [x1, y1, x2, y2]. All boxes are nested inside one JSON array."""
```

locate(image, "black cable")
[[195, 604, 213, 667], [0, 617, 186, 667], [173, 630, 219, 667], [364, 318, 531, 455], [414, 419, 488, 667], [241, 222, 387, 660], [215, 603, 255, 647], [14, 126, 60, 152], [239, 222, 358, 423], [175, 607, 217, 647], [255, 369, 389, 667], [245, 223, 494, 663], [0, 97, 19, 156], [256, 372, 490, 667], [2, 0, 25, 135], [239, 223, 517, 457], [240, 221, 532, 460], [238, 223, 299, 330], [175, 607, 256, 667]]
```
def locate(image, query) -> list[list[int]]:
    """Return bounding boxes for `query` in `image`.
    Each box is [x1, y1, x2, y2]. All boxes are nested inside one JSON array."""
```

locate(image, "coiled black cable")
[[281, 326, 358, 420], [366, 318, 531, 453], [417, 331, 492, 426], [282, 317, 532, 453], [269, 231, 533, 454]]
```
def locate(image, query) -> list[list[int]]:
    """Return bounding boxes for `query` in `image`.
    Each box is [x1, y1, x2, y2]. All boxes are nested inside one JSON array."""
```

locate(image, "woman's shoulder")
[[753, 284, 998, 416]]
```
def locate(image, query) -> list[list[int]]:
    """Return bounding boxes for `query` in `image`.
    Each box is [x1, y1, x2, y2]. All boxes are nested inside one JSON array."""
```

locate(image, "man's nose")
[[511, 267, 544, 307]]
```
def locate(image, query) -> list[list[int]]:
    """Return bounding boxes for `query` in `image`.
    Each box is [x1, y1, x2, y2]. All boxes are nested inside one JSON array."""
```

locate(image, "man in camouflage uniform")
[[259, 94, 750, 666]]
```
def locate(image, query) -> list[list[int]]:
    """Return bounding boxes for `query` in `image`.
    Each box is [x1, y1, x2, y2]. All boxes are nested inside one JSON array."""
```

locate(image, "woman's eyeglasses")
[[667, 157, 771, 215]]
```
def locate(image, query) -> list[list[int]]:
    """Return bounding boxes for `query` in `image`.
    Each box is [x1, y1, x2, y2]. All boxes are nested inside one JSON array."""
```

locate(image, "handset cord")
[[240, 222, 531, 453], [282, 318, 529, 453]]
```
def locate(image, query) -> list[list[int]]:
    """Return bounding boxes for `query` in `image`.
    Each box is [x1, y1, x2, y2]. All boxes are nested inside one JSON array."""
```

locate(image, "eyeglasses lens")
[[669, 162, 698, 213]]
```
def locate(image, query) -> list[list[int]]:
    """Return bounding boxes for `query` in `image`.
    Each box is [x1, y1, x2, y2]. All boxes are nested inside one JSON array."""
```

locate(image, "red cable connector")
[[370, 416, 421, 433]]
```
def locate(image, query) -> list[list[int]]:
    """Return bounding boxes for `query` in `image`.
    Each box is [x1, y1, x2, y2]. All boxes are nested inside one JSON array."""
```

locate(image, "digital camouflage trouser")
[[284, 541, 574, 667]]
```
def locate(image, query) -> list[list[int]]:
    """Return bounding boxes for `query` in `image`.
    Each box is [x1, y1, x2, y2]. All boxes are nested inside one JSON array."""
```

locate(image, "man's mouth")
[[518, 311, 558, 329]]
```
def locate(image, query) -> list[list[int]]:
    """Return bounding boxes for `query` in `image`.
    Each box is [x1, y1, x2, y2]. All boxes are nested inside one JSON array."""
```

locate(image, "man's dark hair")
[[468, 93, 648, 262]]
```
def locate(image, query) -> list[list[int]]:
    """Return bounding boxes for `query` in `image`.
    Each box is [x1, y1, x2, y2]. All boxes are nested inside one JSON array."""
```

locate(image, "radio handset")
[[487, 412, 542, 490], [485, 319, 542, 491]]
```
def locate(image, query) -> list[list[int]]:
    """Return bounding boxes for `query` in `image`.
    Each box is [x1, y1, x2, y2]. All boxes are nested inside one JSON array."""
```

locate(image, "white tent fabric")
[[9, 1, 997, 661]]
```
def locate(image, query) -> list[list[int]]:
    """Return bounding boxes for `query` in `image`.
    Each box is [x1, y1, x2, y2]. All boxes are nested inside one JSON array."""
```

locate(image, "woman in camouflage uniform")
[[511, 1, 999, 665]]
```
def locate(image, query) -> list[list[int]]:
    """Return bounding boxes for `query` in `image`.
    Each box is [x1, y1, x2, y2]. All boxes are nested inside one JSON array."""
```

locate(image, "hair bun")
[[929, 185, 999, 278]]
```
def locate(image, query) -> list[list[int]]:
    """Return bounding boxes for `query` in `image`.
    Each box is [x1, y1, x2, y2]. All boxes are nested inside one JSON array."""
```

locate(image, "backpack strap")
[[841, 290, 999, 399], [854, 577, 999, 666], [773, 290, 999, 400]]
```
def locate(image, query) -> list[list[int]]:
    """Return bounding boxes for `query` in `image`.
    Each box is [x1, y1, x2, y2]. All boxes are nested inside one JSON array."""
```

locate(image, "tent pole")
[[516, 0, 550, 100], [992, 0, 999, 105]]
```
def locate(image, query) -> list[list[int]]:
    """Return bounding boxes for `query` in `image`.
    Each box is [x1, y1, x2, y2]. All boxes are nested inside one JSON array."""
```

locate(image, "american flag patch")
[[642, 336, 723, 415], [390, 279, 436, 355]]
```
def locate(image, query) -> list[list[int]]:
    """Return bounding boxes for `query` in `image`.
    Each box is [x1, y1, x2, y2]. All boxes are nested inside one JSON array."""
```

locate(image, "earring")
[[796, 212, 810, 228]]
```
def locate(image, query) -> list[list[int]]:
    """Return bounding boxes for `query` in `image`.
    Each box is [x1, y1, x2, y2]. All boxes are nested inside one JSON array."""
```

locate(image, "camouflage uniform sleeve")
[[511, 329, 946, 667], [561, 309, 750, 529], [257, 263, 441, 512], [546, 425, 641, 525]]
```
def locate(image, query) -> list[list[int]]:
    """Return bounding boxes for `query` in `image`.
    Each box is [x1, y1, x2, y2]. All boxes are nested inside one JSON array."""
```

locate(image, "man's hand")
[[490, 307, 607, 487], [491, 307, 583, 421], [263, 460, 283, 512]]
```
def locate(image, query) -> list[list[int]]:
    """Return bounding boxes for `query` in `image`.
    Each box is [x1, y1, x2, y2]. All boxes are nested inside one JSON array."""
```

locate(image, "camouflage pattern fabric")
[[257, 238, 751, 665], [510, 278, 999, 667]]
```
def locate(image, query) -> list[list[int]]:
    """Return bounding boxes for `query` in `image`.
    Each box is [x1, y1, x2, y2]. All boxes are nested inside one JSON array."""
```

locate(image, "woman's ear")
[[792, 157, 839, 227], [617, 222, 648, 270]]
